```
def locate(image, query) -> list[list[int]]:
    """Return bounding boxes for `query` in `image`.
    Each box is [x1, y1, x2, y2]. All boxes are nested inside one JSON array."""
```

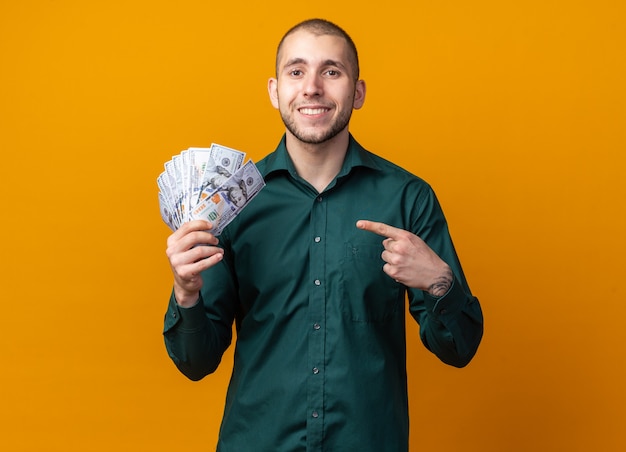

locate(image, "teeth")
[[300, 108, 327, 115]]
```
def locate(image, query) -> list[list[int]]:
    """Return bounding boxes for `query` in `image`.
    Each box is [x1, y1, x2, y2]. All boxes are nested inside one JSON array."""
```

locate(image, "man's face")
[[269, 30, 365, 145]]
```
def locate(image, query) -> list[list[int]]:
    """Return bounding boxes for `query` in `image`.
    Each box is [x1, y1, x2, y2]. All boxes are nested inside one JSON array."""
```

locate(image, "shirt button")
[[312, 411, 319, 418], [313, 367, 319, 374], [314, 236, 321, 243], [317, 196, 323, 202], [314, 279, 321, 286], [313, 323, 321, 330]]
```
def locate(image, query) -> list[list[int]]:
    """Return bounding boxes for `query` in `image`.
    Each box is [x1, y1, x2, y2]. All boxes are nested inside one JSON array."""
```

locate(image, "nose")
[[303, 73, 323, 97]]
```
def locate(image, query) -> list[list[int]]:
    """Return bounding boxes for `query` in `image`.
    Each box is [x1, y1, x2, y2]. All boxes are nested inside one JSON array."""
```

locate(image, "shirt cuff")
[[163, 291, 207, 333], [423, 277, 466, 318]]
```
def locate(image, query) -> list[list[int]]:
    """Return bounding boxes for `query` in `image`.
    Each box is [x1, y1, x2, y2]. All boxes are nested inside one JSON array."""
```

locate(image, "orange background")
[[1, 1, 625, 451]]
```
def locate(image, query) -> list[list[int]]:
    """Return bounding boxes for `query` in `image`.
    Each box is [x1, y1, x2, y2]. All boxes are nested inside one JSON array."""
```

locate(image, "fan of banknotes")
[[157, 143, 265, 235]]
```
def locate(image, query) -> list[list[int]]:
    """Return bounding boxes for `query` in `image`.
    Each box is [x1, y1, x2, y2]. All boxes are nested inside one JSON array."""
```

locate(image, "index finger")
[[171, 219, 214, 239], [167, 219, 218, 250], [356, 220, 404, 239], [182, 219, 214, 231]]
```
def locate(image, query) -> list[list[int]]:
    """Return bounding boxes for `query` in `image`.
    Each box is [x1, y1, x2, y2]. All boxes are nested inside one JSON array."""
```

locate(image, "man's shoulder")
[[358, 146, 431, 188], [254, 142, 290, 178]]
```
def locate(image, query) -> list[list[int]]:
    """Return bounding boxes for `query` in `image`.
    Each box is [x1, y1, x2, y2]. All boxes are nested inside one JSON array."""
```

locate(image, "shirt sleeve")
[[407, 183, 484, 367], [162, 246, 238, 381], [409, 278, 484, 367]]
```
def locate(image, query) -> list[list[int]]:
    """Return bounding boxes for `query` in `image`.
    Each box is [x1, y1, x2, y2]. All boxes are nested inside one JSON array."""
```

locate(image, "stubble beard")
[[279, 102, 353, 145]]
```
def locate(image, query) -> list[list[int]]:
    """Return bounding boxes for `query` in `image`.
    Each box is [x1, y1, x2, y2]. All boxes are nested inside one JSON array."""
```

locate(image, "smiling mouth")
[[299, 107, 330, 115]]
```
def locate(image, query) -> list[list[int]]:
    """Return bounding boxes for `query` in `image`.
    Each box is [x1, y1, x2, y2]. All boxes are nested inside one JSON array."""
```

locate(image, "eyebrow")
[[283, 58, 348, 71]]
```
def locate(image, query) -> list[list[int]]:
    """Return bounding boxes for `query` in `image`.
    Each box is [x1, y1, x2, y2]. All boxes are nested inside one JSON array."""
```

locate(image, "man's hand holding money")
[[166, 220, 224, 307]]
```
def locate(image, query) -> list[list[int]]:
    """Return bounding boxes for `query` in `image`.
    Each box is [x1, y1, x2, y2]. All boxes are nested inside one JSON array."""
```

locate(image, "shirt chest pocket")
[[339, 242, 404, 323]]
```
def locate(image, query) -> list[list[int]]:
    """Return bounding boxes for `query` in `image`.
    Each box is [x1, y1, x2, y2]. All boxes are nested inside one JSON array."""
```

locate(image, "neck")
[[285, 131, 350, 193]]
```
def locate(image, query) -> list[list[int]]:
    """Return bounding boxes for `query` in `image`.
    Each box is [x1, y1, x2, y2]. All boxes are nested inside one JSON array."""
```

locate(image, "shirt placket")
[[306, 193, 327, 451]]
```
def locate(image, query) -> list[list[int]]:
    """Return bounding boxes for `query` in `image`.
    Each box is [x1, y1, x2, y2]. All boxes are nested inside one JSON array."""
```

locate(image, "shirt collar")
[[262, 133, 381, 180]]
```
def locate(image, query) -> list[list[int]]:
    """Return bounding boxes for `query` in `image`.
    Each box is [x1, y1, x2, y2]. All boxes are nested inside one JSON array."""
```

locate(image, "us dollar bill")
[[158, 143, 262, 234], [189, 160, 265, 235], [195, 144, 246, 204]]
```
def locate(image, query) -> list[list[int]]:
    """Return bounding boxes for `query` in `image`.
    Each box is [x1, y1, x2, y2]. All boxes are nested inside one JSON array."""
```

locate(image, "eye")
[[289, 69, 303, 77], [325, 69, 341, 77]]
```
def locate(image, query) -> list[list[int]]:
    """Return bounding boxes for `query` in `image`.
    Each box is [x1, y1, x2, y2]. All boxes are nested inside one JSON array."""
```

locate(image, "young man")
[[164, 18, 483, 451]]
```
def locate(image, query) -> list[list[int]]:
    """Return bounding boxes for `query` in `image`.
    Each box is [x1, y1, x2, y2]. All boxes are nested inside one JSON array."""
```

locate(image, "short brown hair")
[[276, 18, 360, 81]]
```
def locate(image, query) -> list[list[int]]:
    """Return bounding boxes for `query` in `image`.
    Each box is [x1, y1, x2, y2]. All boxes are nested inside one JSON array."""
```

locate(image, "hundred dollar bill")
[[196, 143, 246, 204], [180, 150, 192, 222], [208, 143, 246, 176], [189, 160, 265, 235], [165, 157, 185, 224], [187, 147, 213, 209], [187, 147, 212, 192], [195, 158, 233, 204], [157, 171, 179, 230], [157, 143, 256, 232], [158, 190, 176, 231]]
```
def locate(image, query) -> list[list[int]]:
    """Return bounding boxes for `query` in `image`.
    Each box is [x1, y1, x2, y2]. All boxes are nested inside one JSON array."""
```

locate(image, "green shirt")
[[163, 134, 483, 452]]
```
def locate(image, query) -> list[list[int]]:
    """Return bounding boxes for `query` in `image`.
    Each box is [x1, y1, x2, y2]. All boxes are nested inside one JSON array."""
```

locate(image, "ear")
[[353, 79, 366, 110], [268, 78, 279, 109]]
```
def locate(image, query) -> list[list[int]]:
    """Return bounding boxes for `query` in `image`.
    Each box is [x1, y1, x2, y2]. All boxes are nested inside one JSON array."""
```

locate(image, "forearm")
[[411, 278, 484, 367], [426, 265, 454, 298], [163, 292, 233, 381], [174, 286, 202, 308]]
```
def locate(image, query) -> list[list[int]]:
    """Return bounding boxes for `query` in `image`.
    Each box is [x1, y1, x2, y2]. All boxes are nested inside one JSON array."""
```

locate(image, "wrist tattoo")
[[428, 267, 453, 297]]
